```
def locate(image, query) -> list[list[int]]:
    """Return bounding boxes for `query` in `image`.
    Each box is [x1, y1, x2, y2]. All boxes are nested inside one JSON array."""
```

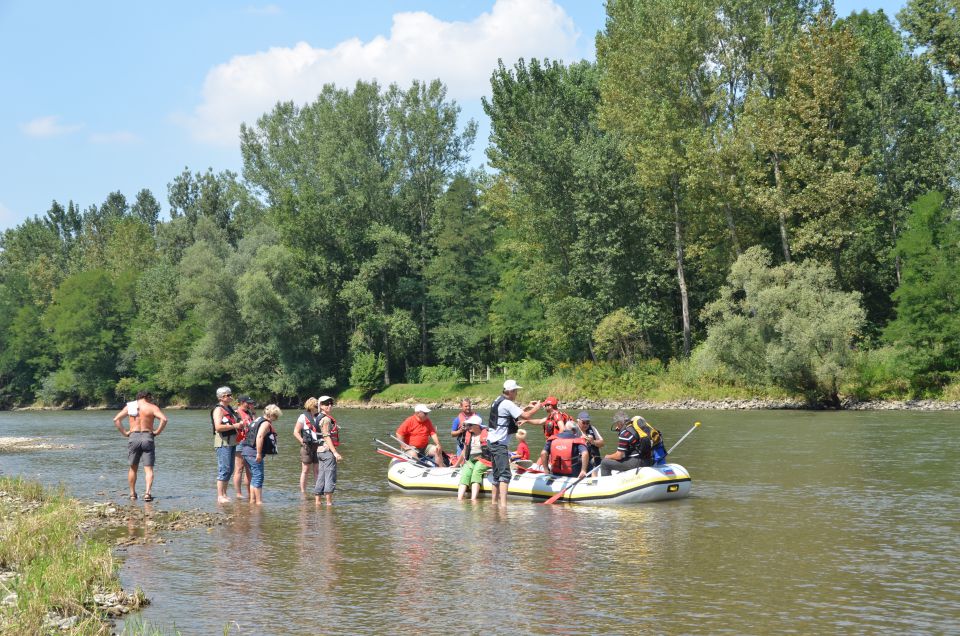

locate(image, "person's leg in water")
[[128, 463, 138, 499]]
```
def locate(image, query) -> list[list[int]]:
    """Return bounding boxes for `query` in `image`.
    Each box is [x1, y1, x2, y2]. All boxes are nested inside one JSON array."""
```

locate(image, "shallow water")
[[1, 408, 959, 634]]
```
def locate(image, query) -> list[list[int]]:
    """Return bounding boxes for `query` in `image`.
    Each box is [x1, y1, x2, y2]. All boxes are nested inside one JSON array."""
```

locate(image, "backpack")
[[631, 416, 667, 465], [243, 416, 278, 455], [488, 396, 518, 435]]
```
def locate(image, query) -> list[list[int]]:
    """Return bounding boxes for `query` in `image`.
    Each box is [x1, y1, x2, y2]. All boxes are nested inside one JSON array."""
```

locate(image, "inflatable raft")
[[386, 460, 691, 505]]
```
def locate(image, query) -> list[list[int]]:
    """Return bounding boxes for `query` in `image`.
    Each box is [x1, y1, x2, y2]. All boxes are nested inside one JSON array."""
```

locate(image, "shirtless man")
[[112, 390, 168, 501]]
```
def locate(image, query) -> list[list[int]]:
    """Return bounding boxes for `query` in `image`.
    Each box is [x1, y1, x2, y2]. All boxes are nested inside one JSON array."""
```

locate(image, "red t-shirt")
[[396, 415, 436, 449], [515, 440, 530, 461]]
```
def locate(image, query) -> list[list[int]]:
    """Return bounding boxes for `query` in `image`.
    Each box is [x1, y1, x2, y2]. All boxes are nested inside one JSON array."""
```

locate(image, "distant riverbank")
[[8, 396, 960, 412]]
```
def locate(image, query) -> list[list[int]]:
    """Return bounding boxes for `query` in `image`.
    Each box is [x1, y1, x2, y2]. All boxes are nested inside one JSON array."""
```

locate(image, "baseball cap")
[[414, 404, 431, 413], [318, 395, 334, 404], [465, 414, 483, 427], [238, 395, 256, 404], [578, 411, 590, 421], [543, 396, 559, 407], [503, 379, 522, 391]]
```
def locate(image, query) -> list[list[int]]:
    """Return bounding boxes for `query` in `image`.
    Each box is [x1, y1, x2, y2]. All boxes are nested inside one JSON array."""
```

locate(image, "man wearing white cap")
[[396, 404, 446, 466], [487, 380, 541, 506]]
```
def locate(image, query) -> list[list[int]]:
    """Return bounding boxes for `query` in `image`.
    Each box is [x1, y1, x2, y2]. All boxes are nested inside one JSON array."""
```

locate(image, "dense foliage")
[[0, 0, 957, 407]]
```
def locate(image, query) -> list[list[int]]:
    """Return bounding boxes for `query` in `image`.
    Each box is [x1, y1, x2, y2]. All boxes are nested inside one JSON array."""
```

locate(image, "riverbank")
[[8, 395, 960, 412], [0, 477, 227, 635]]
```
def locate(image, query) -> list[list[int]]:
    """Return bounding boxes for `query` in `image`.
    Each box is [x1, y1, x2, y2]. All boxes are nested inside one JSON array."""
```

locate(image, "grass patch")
[[0, 477, 125, 635]]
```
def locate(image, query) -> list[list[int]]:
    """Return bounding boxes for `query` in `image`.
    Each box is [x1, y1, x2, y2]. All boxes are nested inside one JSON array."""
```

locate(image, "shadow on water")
[[2, 408, 959, 634]]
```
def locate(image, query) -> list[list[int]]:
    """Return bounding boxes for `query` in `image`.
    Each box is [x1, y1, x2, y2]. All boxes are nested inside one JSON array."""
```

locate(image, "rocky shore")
[[8, 397, 960, 413], [337, 397, 960, 411]]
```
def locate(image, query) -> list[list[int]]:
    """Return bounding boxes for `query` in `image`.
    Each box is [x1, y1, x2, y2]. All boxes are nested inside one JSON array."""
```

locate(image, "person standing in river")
[[293, 397, 321, 493], [112, 390, 167, 502], [488, 380, 541, 507], [211, 386, 241, 504], [232, 395, 256, 499], [314, 396, 343, 506]]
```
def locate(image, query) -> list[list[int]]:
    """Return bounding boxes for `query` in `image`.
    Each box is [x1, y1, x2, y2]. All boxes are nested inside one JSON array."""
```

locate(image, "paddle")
[[541, 465, 599, 505], [376, 448, 415, 462], [667, 421, 701, 455], [375, 439, 431, 469], [391, 433, 448, 467]]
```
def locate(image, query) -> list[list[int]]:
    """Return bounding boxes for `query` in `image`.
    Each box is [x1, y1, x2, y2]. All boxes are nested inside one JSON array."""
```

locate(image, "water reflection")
[[2, 409, 959, 634]]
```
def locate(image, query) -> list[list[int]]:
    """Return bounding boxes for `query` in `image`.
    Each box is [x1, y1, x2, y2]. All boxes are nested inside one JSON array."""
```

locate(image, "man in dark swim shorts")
[[113, 390, 168, 501]]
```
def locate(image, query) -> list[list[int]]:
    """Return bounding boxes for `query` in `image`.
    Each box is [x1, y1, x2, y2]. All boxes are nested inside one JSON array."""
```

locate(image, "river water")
[[1, 408, 958, 635]]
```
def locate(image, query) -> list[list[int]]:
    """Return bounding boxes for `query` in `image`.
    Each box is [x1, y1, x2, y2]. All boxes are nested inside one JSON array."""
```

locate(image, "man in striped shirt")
[[600, 410, 652, 476]]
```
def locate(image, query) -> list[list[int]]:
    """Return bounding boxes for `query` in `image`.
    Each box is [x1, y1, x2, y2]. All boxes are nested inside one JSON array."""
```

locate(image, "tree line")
[[1, 0, 957, 408]]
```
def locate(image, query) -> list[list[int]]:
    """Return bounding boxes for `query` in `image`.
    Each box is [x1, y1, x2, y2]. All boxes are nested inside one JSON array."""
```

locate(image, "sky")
[[0, 0, 908, 232]]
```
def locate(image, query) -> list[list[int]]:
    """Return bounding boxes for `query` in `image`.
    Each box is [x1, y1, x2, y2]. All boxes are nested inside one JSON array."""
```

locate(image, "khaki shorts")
[[300, 442, 319, 464]]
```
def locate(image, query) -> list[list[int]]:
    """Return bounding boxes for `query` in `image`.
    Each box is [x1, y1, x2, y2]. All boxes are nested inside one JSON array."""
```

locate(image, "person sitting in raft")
[[600, 411, 652, 476], [538, 421, 590, 478], [396, 404, 446, 466], [529, 396, 571, 442], [450, 398, 475, 455], [576, 411, 604, 470], [455, 415, 490, 501], [511, 428, 530, 462]]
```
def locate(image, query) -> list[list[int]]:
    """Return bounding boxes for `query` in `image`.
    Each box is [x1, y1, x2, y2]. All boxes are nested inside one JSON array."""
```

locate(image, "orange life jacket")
[[548, 434, 587, 476]]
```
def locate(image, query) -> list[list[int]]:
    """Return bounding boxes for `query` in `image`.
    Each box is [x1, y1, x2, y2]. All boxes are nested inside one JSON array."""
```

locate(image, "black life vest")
[[301, 411, 320, 445], [243, 416, 278, 455], [488, 396, 518, 435], [210, 403, 239, 441]]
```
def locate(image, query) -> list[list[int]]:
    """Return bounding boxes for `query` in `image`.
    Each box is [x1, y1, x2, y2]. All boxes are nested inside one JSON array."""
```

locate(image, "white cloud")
[[89, 131, 140, 144], [244, 4, 282, 15], [20, 115, 83, 138], [181, 0, 579, 145]]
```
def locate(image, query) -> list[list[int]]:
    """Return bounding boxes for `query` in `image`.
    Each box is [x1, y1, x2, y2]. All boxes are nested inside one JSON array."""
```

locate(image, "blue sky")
[[0, 0, 907, 231]]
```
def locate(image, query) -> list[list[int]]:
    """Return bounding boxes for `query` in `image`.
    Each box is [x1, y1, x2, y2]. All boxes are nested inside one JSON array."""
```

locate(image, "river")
[[1, 408, 958, 635]]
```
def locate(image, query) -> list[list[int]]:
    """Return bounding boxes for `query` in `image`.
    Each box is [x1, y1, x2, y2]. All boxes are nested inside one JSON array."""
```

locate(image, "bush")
[[500, 359, 548, 382], [844, 346, 913, 400], [570, 359, 664, 398], [412, 365, 463, 383], [349, 352, 385, 398], [38, 369, 80, 406], [701, 247, 865, 406]]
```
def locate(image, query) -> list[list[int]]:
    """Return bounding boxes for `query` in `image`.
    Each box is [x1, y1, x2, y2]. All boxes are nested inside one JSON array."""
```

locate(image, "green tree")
[[898, 0, 960, 89], [43, 269, 135, 403], [598, 0, 721, 357], [702, 246, 866, 405], [884, 192, 960, 382]]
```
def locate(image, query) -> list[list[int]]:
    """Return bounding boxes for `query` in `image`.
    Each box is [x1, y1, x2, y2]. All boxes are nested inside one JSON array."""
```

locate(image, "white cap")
[[216, 386, 232, 398], [414, 404, 431, 413], [318, 395, 334, 404], [503, 379, 522, 391], [465, 414, 483, 426]]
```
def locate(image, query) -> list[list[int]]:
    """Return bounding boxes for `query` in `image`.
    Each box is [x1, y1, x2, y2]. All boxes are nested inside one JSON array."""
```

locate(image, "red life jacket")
[[210, 403, 239, 440], [548, 435, 586, 476], [319, 413, 340, 448], [236, 408, 254, 443], [543, 410, 571, 438], [462, 428, 489, 460]]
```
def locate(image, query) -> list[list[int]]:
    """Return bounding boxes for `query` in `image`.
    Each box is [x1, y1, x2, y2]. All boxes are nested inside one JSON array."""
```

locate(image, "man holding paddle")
[[396, 404, 446, 466]]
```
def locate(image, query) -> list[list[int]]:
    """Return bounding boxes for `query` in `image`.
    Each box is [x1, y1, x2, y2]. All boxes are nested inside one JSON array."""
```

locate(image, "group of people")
[[211, 388, 342, 505], [113, 379, 661, 508], [392, 379, 664, 505]]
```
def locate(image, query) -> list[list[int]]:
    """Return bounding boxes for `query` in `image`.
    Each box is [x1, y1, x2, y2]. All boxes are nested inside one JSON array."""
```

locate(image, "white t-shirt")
[[488, 397, 523, 445]]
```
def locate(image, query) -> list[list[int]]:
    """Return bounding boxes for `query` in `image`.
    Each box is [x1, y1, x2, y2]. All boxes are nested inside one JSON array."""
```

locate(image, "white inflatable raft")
[[386, 460, 691, 505]]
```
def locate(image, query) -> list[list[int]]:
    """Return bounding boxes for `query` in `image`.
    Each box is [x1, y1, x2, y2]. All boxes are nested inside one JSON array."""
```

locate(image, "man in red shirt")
[[396, 404, 446, 466]]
